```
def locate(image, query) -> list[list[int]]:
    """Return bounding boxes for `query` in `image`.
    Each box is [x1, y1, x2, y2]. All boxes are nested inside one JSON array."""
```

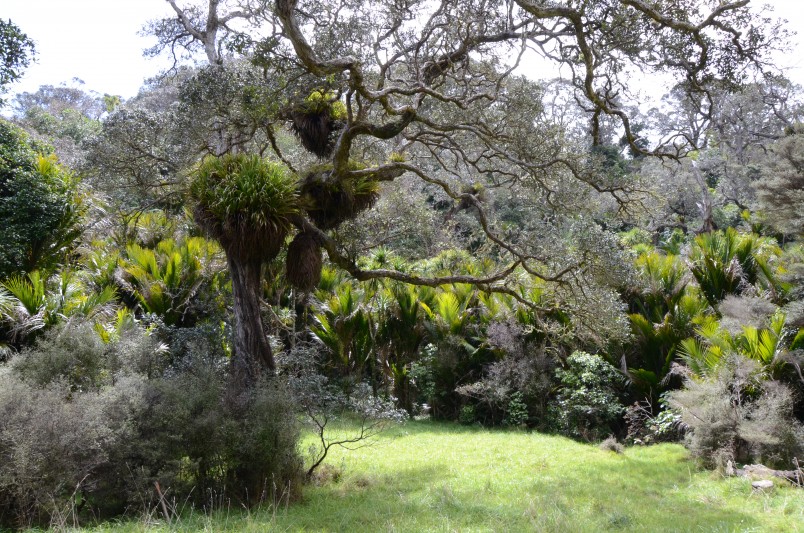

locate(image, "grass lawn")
[[90, 421, 803, 532]]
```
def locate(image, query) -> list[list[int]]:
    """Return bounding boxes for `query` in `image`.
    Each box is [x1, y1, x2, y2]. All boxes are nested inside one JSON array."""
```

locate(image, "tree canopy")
[[119, 0, 791, 373]]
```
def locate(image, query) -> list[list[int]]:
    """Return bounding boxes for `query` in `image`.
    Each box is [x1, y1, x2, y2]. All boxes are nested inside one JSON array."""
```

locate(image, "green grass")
[[89, 421, 802, 532]]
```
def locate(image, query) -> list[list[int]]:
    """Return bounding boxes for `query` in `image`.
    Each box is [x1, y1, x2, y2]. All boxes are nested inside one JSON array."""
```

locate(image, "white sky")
[[3, 0, 174, 101], [2, 0, 803, 103]]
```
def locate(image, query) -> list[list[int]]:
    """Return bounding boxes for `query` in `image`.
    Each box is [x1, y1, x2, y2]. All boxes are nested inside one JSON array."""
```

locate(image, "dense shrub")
[[0, 321, 303, 528], [624, 395, 684, 445], [0, 370, 145, 527], [455, 321, 558, 427], [0, 120, 84, 278], [668, 355, 804, 469], [131, 368, 303, 506], [548, 351, 626, 441]]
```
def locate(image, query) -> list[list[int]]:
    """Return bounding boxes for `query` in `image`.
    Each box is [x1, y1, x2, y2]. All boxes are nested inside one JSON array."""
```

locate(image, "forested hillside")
[[0, 0, 803, 528]]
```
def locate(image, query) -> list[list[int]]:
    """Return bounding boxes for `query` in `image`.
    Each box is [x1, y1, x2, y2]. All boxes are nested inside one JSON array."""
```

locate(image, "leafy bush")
[[13, 321, 167, 389], [668, 355, 804, 469], [548, 351, 625, 441], [132, 367, 303, 505], [0, 369, 145, 527], [503, 392, 529, 427], [458, 404, 477, 425]]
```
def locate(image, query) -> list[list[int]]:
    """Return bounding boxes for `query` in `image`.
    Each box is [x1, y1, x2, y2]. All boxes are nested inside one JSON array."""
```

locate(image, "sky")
[[3, 0, 175, 101], [3, 0, 804, 105]]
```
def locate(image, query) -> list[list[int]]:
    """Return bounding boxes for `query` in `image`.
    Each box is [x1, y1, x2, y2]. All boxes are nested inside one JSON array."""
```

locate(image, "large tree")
[[137, 0, 786, 376]]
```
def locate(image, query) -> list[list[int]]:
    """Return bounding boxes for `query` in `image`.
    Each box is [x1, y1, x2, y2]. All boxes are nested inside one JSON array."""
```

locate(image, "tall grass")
[[85, 421, 803, 532]]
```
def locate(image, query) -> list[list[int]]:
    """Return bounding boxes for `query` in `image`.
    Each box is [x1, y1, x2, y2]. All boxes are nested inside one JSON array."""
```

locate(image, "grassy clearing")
[[88, 421, 802, 532]]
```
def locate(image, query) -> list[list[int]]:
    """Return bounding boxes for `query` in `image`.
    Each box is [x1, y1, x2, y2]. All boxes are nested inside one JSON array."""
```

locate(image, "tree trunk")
[[228, 255, 275, 384]]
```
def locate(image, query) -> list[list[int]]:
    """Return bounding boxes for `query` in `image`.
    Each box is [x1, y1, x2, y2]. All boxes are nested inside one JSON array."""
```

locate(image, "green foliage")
[[657, 228, 687, 255], [0, 121, 85, 277], [300, 89, 346, 120], [190, 153, 298, 231], [190, 153, 300, 264], [21, 105, 101, 145], [0, 19, 35, 105], [623, 250, 708, 402], [688, 229, 781, 307], [503, 391, 529, 427], [618, 227, 652, 252], [13, 322, 110, 391], [458, 404, 476, 425], [312, 284, 374, 377], [549, 351, 625, 441], [0, 321, 302, 527], [679, 310, 798, 381], [120, 237, 226, 326], [0, 270, 117, 347]]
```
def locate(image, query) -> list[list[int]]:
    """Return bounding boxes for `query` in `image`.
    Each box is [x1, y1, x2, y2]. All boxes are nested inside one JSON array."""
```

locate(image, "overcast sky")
[[3, 0, 804, 103]]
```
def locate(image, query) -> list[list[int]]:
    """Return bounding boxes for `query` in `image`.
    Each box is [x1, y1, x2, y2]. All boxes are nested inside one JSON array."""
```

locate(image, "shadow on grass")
[[286, 423, 778, 532]]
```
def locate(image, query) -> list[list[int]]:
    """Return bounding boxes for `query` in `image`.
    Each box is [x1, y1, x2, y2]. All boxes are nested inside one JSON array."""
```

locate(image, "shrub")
[[0, 369, 146, 527], [131, 367, 303, 505], [624, 396, 683, 445], [599, 436, 624, 454], [13, 321, 108, 390], [0, 321, 304, 528], [455, 321, 558, 427], [503, 391, 529, 427], [458, 404, 477, 425], [668, 355, 804, 469], [548, 351, 625, 441], [13, 320, 169, 389]]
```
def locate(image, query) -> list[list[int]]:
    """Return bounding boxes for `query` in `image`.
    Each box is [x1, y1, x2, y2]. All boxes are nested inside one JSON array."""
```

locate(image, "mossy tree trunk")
[[227, 254, 276, 383]]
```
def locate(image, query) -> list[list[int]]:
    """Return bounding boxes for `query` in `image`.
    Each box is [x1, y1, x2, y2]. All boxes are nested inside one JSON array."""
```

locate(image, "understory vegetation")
[[1, 0, 804, 529]]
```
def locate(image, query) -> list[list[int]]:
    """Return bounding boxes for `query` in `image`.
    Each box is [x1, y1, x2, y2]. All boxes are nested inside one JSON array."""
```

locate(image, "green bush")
[[548, 351, 625, 441], [0, 369, 146, 527], [458, 404, 477, 425], [503, 391, 529, 427]]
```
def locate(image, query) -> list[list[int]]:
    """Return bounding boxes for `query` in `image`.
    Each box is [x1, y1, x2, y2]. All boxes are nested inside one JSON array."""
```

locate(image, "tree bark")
[[227, 255, 275, 384]]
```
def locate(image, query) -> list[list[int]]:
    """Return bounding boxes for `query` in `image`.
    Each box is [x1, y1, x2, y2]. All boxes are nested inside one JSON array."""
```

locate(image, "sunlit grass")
[[88, 421, 803, 532]]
